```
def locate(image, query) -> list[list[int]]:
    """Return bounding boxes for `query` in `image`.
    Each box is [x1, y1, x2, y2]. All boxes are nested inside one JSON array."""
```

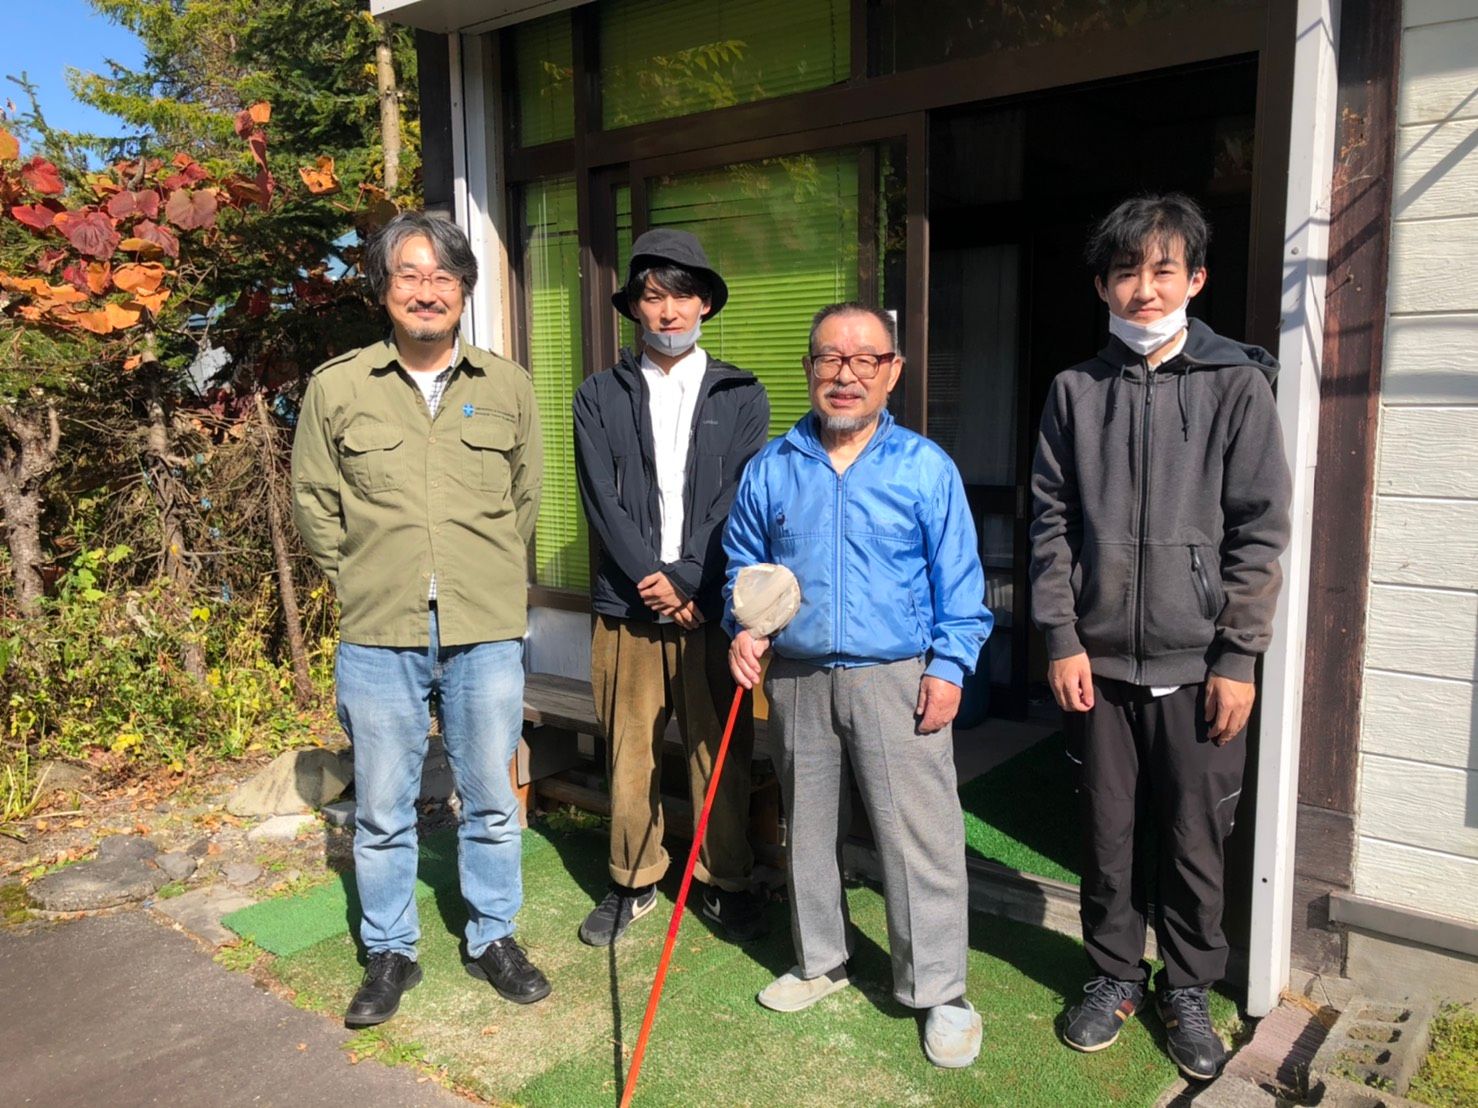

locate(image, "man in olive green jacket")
[[292, 211, 547, 1028]]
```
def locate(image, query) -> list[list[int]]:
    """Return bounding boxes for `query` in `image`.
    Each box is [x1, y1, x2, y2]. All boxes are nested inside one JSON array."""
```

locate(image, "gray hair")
[[808, 302, 899, 355], [364, 211, 479, 301]]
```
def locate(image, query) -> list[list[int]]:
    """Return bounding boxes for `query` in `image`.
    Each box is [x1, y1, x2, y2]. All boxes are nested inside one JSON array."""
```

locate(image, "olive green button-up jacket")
[[290, 339, 543, 648]]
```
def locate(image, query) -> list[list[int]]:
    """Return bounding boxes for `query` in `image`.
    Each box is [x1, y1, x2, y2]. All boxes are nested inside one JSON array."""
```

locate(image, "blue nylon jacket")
[[722, 409, 992, 685]]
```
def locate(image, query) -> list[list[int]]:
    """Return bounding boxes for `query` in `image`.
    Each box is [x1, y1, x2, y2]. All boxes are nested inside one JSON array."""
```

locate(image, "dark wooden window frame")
[[503, 1, 1291, 617]]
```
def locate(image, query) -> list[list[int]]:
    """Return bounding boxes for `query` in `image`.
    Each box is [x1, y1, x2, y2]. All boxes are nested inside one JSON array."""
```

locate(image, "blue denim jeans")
[[336, 606, 524, 959]]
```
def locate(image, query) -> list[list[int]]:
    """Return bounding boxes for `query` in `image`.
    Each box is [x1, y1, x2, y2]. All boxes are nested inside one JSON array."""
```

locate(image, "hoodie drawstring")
[[1108, 363, 1129, 425], [1176, 372, 1190, 441]]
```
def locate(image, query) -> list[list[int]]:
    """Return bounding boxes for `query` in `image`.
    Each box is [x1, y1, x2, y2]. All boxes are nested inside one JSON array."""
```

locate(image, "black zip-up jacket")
[[1029, 318, 1292, 685], [573, 348, 769, 622]]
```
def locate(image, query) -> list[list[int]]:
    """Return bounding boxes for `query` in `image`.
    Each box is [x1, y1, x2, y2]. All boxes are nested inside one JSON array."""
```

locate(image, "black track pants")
[[1066, 677, 1247, 989]]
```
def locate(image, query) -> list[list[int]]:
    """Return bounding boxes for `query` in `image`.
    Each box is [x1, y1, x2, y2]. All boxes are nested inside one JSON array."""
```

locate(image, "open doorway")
[[927, 56, 1260, 721]]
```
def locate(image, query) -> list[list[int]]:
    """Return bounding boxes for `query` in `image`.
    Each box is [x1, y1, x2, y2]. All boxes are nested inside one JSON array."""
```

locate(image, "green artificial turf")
[[261, 822, 1231, 1107], [958, 731, 1081, 885], [221, 830, 460, 956]]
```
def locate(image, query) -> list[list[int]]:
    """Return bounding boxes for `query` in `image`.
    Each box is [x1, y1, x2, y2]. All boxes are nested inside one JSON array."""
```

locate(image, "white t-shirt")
[[641, 345, 708, 620]]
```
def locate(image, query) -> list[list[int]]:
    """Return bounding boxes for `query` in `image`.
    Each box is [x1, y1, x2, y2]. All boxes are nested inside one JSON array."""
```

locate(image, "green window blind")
[[615, 184, 636, 351], [512, 11, 575, 146], [599, 0, 850, 130], [647, 151, 860, 437], [524, 178, 589, 590]]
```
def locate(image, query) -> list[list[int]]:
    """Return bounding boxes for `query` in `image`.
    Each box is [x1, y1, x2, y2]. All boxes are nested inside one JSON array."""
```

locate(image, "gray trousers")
[[766, 655, 968, 1009]]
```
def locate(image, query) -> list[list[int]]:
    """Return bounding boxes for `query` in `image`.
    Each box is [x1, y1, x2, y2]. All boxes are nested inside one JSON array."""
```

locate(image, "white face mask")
[[642, 321, 702, 357], [1107, 291, 1194, 356]]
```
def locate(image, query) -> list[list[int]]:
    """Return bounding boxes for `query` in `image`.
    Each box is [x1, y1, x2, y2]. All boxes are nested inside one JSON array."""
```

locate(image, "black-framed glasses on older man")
[[803, 351, 898, 380]]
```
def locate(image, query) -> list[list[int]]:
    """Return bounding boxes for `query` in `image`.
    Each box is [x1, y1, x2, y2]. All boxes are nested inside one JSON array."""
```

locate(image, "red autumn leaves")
[[0, 102, 300, 337]]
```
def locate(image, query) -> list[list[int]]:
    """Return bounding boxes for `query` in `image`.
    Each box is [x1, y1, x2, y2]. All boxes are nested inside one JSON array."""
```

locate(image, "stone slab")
[[97, 834, 159, 862], [30, 759, 93, 795], [29, 858, 166, 912], [246, 814, 318, 843], [155, 851, 198, 882], [321, 799, 355, 829], [0, 911, 466, 1105], [152, 885, 257, 947], [226, 748, 351, 816], [222, 862, 262, 887]]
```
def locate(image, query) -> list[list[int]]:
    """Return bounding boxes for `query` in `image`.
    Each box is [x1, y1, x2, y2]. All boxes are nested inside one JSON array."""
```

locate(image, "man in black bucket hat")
[[573, 229, 771, 946]]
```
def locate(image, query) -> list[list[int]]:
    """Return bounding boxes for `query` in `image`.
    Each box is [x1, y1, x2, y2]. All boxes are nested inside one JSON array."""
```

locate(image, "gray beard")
[[406, 321, 455, 343], [818, 409, 879, 434]]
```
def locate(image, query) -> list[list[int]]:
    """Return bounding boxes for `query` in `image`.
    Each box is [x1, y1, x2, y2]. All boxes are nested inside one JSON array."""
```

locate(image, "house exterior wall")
[[1353, 0, 1478, 924]]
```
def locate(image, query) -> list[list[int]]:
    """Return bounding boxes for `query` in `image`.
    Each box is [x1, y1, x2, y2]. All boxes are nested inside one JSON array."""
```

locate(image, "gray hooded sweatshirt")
[[1029, 318, 1292, 686]]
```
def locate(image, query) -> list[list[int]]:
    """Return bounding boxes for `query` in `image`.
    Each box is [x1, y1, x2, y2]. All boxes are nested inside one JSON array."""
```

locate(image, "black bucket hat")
[[612, 228, 729, 321]]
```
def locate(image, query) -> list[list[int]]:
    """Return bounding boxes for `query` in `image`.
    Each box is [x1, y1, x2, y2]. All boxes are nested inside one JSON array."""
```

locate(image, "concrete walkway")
[[0, 911, 469, 1107]]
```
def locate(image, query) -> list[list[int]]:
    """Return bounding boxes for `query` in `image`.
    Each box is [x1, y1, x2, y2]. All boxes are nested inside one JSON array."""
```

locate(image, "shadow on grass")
[[958, 731, 1082, 885]]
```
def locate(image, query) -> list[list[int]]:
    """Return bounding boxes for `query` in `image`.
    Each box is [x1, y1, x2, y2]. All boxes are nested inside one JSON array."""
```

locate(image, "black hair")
[[623, 264, 713, 309], [1085, 193, 1210, 282], [807, 302, 899, 355], [364, 210, 478, 300]]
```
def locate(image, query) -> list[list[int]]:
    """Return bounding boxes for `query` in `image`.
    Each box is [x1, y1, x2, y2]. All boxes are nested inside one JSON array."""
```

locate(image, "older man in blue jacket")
[[725, 302, 992, 1069]]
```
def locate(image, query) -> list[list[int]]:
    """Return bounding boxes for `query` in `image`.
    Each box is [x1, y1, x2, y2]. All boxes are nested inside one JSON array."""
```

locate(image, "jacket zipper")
[[1190, 546, 1216, 620], [1133, 364, 1155, 682], [833, 466, 846, 654]]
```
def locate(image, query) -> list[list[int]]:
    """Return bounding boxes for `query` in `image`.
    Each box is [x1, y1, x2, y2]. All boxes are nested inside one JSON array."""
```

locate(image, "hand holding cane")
[[618, 564, 802, 1108]]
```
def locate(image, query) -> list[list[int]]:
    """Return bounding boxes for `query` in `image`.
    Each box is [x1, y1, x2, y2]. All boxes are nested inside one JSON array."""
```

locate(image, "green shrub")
[[1, 544, 331, 777]]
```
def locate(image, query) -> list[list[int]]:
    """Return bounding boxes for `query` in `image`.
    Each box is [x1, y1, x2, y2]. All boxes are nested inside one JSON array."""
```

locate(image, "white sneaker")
[[924, 1000, 983, 1068], [756, 965, 850, 1012]]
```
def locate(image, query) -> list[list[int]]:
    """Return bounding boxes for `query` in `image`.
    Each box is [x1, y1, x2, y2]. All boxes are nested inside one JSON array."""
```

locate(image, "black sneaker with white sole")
[[1155, 979, 1226, 1081], [578, 883, 657, 946], [1061, 975, 1145, 1052], [700, 885, 768, 943]]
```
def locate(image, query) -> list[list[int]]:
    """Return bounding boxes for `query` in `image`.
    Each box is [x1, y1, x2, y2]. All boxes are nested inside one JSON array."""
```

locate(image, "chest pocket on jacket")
[[461, 418, 514, 493], [341, 421, 405, 493]]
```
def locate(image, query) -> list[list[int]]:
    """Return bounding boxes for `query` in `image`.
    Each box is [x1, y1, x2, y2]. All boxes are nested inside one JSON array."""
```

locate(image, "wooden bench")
[[517, 672, 783, 865]]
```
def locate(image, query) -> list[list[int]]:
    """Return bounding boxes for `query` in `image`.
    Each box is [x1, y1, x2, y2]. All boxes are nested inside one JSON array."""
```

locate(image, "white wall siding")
[[1387, 217, 1478, 314], [1356, 837, 1478, 921], [1397, 19, 1478, 125], [1363, 586, 1477, 681], [1394, 118, 1478, 220], [1362, 669, 1476, 770], [1375, 409, 1478, 495], [1404, 0, 1478, 28], [1382, 315, 1478, 405], [1354, 2, 1478, 925], [1368, 499, 1478, 588], [1360, 756, 1478, 858]]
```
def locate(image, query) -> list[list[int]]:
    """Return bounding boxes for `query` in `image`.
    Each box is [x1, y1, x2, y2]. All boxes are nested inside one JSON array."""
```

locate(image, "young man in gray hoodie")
[[1029, 194, 1291, 1082]]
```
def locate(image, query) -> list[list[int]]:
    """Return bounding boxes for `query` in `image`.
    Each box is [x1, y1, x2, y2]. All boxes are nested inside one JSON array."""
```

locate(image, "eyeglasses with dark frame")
[[803, 351, 898, 381], [391, 270, 461, 295]]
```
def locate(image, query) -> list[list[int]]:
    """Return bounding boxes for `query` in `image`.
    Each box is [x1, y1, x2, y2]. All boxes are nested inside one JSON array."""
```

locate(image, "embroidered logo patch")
[[462, 403, 475, 417]]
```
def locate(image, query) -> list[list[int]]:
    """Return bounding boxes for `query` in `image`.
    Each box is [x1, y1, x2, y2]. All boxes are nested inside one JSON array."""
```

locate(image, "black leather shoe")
[[470, 936, 552, 1005], [1155, 976, 1227, 1081], [345, 951, 422, 1027], [1061, 974, 1145, 1052]]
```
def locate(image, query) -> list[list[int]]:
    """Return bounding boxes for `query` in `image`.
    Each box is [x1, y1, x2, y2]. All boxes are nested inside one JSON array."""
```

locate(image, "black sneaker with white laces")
[[1155, 979, 1226, 1081], [1061, 975, 1145, 1052], [700, 885, 768, 943], [578, 883, 657, 946], [344, 951, 423, 1027], [469, 936, 551, 1005]]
